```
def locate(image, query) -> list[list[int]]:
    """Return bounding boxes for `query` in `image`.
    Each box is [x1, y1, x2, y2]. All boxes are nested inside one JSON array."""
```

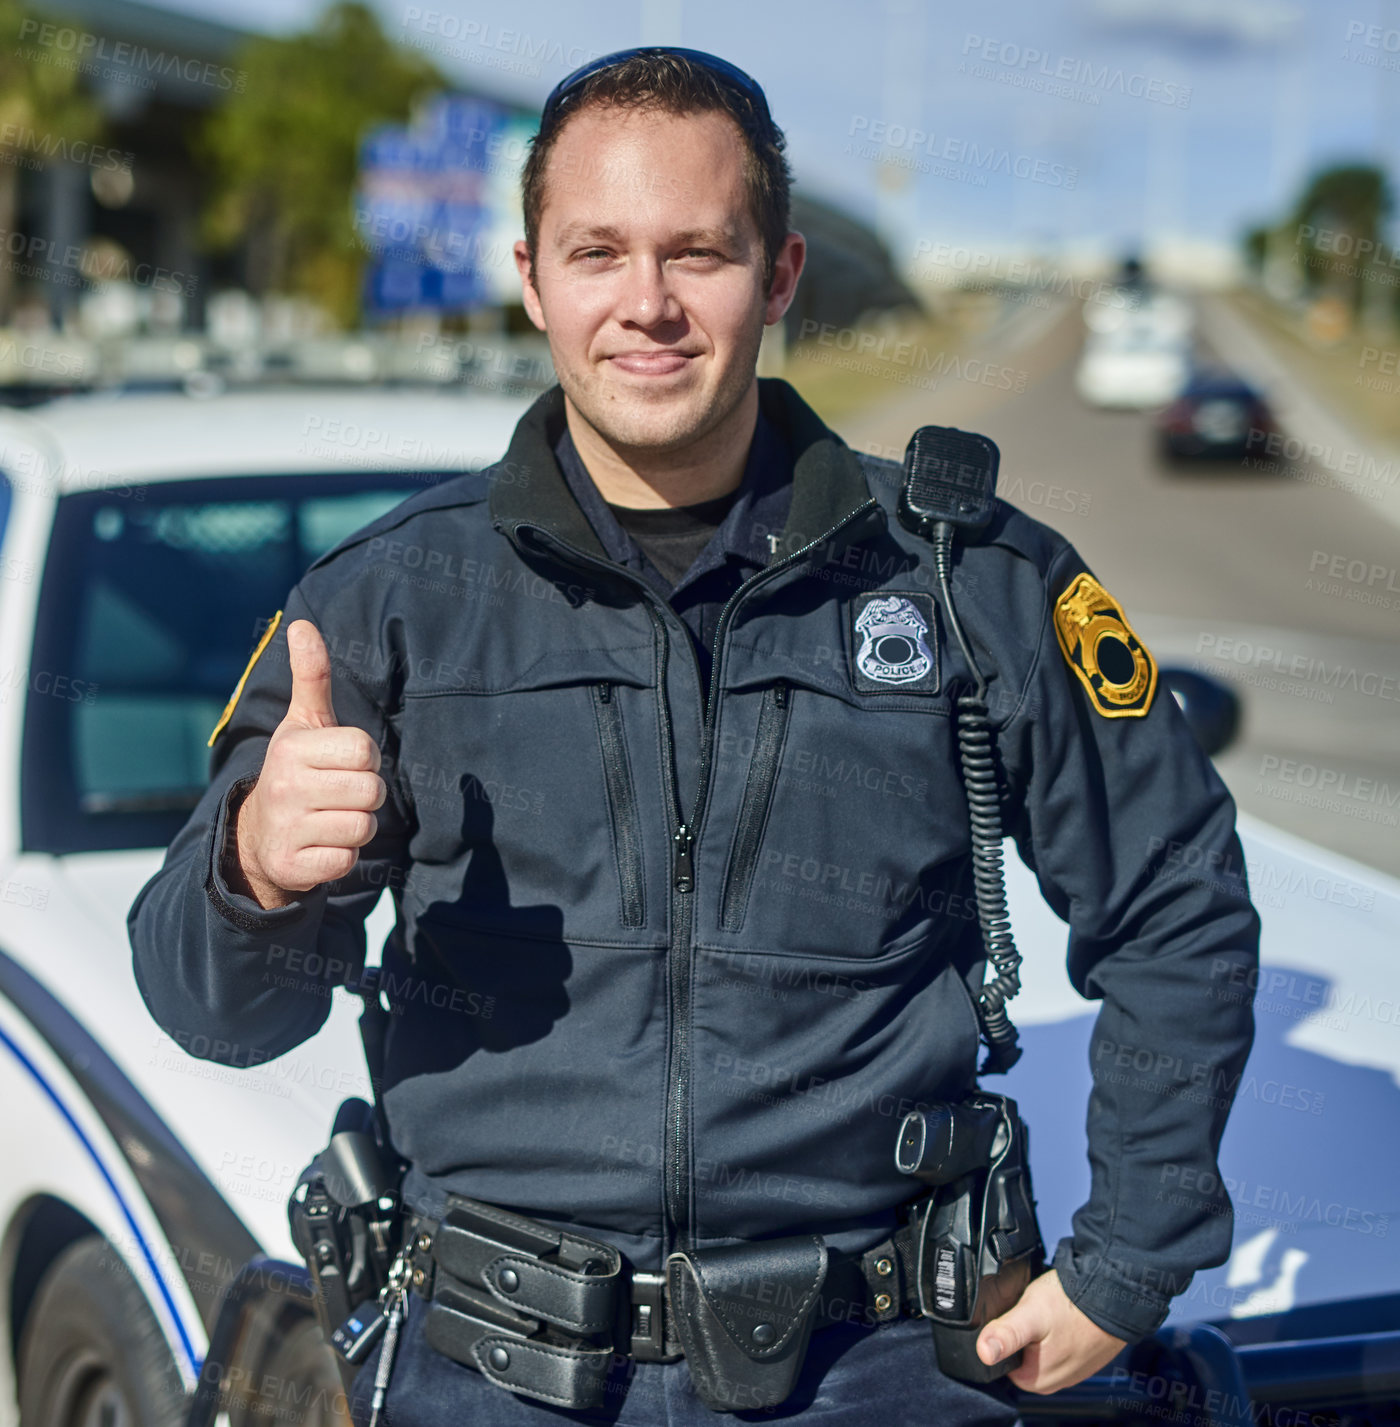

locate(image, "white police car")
[[0, 387, 531, 1425]]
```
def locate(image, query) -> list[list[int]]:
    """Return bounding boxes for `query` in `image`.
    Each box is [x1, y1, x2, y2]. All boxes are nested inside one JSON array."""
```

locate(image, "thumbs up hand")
[[230, 619, 387, 909]]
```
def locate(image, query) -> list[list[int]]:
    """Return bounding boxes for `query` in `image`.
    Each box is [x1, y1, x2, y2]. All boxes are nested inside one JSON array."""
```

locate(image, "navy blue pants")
[[347, 1290, 1025, 1426]]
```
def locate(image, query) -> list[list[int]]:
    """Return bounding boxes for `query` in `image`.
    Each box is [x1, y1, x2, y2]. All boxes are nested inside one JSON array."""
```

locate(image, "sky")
[[144, 0, 1400, 265]]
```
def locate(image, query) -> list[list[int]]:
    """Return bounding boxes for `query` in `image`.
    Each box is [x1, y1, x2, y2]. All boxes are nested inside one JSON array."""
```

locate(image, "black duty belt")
[[397, 1193, 924, 1412]]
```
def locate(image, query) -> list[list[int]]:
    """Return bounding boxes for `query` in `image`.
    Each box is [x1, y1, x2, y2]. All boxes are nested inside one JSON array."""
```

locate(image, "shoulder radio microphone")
[[897, 425, 1000, 539], [897, 426, 1021, 1074], [891, 428, 1044, 1386]]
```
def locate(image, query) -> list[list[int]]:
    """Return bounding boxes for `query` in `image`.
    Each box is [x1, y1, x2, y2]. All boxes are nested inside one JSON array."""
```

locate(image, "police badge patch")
[[1053, 572, 1157, 718], [850, 592, 940, 694]]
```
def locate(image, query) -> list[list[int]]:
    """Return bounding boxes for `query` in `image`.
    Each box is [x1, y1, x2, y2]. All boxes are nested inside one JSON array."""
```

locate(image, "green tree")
[[0, 0, 102, 320], [198, 1, 444, 327], [1288, 163, 1393, 313]]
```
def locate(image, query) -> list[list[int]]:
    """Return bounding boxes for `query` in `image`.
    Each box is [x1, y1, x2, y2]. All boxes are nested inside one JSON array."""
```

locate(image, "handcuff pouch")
[[665, 1235, 827, 1413]]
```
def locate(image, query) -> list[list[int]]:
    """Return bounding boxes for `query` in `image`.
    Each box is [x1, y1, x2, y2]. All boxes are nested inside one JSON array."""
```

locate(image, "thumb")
[[284, 619, 338, 728], [977, 1289, 1044, 1367]]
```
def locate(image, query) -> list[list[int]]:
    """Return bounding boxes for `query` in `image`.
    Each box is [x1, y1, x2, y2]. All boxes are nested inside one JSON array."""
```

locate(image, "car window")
[[22, 472, 445, 854]]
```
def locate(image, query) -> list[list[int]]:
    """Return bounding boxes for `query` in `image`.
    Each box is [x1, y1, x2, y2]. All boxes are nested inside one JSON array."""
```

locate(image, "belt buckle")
[[629, 1270, 672, 1362]]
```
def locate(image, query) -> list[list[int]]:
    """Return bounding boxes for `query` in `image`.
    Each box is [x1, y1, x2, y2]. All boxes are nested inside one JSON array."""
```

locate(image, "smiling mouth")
[[607, 351, 695, 375]]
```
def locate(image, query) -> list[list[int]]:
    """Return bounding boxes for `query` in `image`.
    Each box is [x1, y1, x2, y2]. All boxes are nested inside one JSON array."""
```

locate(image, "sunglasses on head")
[[540, 46, 776, 138]]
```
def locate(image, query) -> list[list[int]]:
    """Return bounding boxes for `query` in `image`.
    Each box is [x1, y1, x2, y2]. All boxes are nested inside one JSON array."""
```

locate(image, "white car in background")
[[1076, 290, 1194, 409], [0, 385, 1394, 1426]]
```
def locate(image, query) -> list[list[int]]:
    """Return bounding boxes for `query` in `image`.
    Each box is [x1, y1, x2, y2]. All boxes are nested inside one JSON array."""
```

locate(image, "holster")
[[286, 1096, 405, 1350], [910, 1095, 1044, 1382], [666, 1235, 828, 1413]]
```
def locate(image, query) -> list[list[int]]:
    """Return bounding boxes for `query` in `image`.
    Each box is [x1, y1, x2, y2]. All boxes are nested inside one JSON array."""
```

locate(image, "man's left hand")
[[975, 1268, 1128, 1393]]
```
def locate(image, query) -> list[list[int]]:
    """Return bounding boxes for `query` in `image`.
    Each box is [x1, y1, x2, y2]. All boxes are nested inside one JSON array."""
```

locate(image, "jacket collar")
[[488, 378, 881, 570]]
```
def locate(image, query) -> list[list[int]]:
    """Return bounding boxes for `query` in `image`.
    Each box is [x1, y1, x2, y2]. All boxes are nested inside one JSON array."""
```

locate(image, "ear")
[[514, 240, 547, 332], [764, 231, 806, 325]]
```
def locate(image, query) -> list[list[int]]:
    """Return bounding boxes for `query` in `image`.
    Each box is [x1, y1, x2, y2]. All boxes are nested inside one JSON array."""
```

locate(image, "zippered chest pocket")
[[701, 678, 974, 959], [593, 680, 646, 929], [392, 653, 665, 945], [719, 680, 791, 932]]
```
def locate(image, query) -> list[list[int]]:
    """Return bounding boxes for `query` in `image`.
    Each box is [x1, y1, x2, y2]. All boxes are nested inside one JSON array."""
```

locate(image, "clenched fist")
[[228, 619, 386, 910]]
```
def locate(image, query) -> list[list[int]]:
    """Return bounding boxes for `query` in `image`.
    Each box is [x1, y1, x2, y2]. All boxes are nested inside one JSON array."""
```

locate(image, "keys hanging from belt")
[[368, 1248, 412, 1427]]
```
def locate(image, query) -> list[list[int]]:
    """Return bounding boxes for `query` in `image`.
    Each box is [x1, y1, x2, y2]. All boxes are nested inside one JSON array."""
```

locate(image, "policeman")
[[129, 47, 1259, 1426]]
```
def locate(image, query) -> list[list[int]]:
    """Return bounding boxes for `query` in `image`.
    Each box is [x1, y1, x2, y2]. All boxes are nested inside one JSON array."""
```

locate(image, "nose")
[[617, 254, 682, 329]]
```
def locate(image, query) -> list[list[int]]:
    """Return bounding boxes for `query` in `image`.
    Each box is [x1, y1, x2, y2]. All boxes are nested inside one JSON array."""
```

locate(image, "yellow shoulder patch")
[[1053, 573, 1156, 718], [207, 610, 283, 747]]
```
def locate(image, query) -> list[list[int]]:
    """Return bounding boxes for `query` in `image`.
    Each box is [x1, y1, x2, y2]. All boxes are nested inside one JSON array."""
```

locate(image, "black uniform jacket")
[[128, 378, 1260, 1344]]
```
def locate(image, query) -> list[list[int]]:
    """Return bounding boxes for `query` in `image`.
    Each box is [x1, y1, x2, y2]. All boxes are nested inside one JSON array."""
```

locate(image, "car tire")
[[17, 1235, 188, 1427], [225, 1301, 354, 1427]]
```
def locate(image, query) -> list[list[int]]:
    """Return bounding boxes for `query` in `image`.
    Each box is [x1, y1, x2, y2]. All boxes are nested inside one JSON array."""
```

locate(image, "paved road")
[[833, 300, 1400, 876]]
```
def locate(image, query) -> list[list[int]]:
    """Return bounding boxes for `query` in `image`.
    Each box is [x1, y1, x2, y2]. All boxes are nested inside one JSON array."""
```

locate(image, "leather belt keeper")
[[405, 1194, 624, 1410]]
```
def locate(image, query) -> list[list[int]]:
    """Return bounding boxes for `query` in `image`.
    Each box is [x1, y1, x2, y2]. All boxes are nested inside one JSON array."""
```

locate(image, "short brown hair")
[[521, 51, 793, 293]]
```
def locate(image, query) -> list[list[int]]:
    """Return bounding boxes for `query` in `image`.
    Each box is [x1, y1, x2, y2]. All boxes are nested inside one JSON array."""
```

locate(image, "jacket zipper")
[[591, 681, 646, 929], [505, 498, 878, 1256], [718, 679, 791, 933]]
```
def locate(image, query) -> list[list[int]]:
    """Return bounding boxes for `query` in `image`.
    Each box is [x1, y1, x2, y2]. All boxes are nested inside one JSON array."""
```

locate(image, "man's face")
[[514, 104, 802, 457]]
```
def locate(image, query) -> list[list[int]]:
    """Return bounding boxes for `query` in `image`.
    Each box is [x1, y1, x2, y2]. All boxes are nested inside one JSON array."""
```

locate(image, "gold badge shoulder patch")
[[1052, 573, 1156, 718], [207, 609, 283, 747]]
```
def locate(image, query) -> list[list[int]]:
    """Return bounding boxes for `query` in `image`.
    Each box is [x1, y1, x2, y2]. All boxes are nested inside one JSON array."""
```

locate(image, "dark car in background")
[[1156, 369, 1277, 463]]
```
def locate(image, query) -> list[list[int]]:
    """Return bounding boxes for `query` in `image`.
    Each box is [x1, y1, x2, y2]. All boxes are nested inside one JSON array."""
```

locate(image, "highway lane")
[[831, 299, 1400, 875]]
